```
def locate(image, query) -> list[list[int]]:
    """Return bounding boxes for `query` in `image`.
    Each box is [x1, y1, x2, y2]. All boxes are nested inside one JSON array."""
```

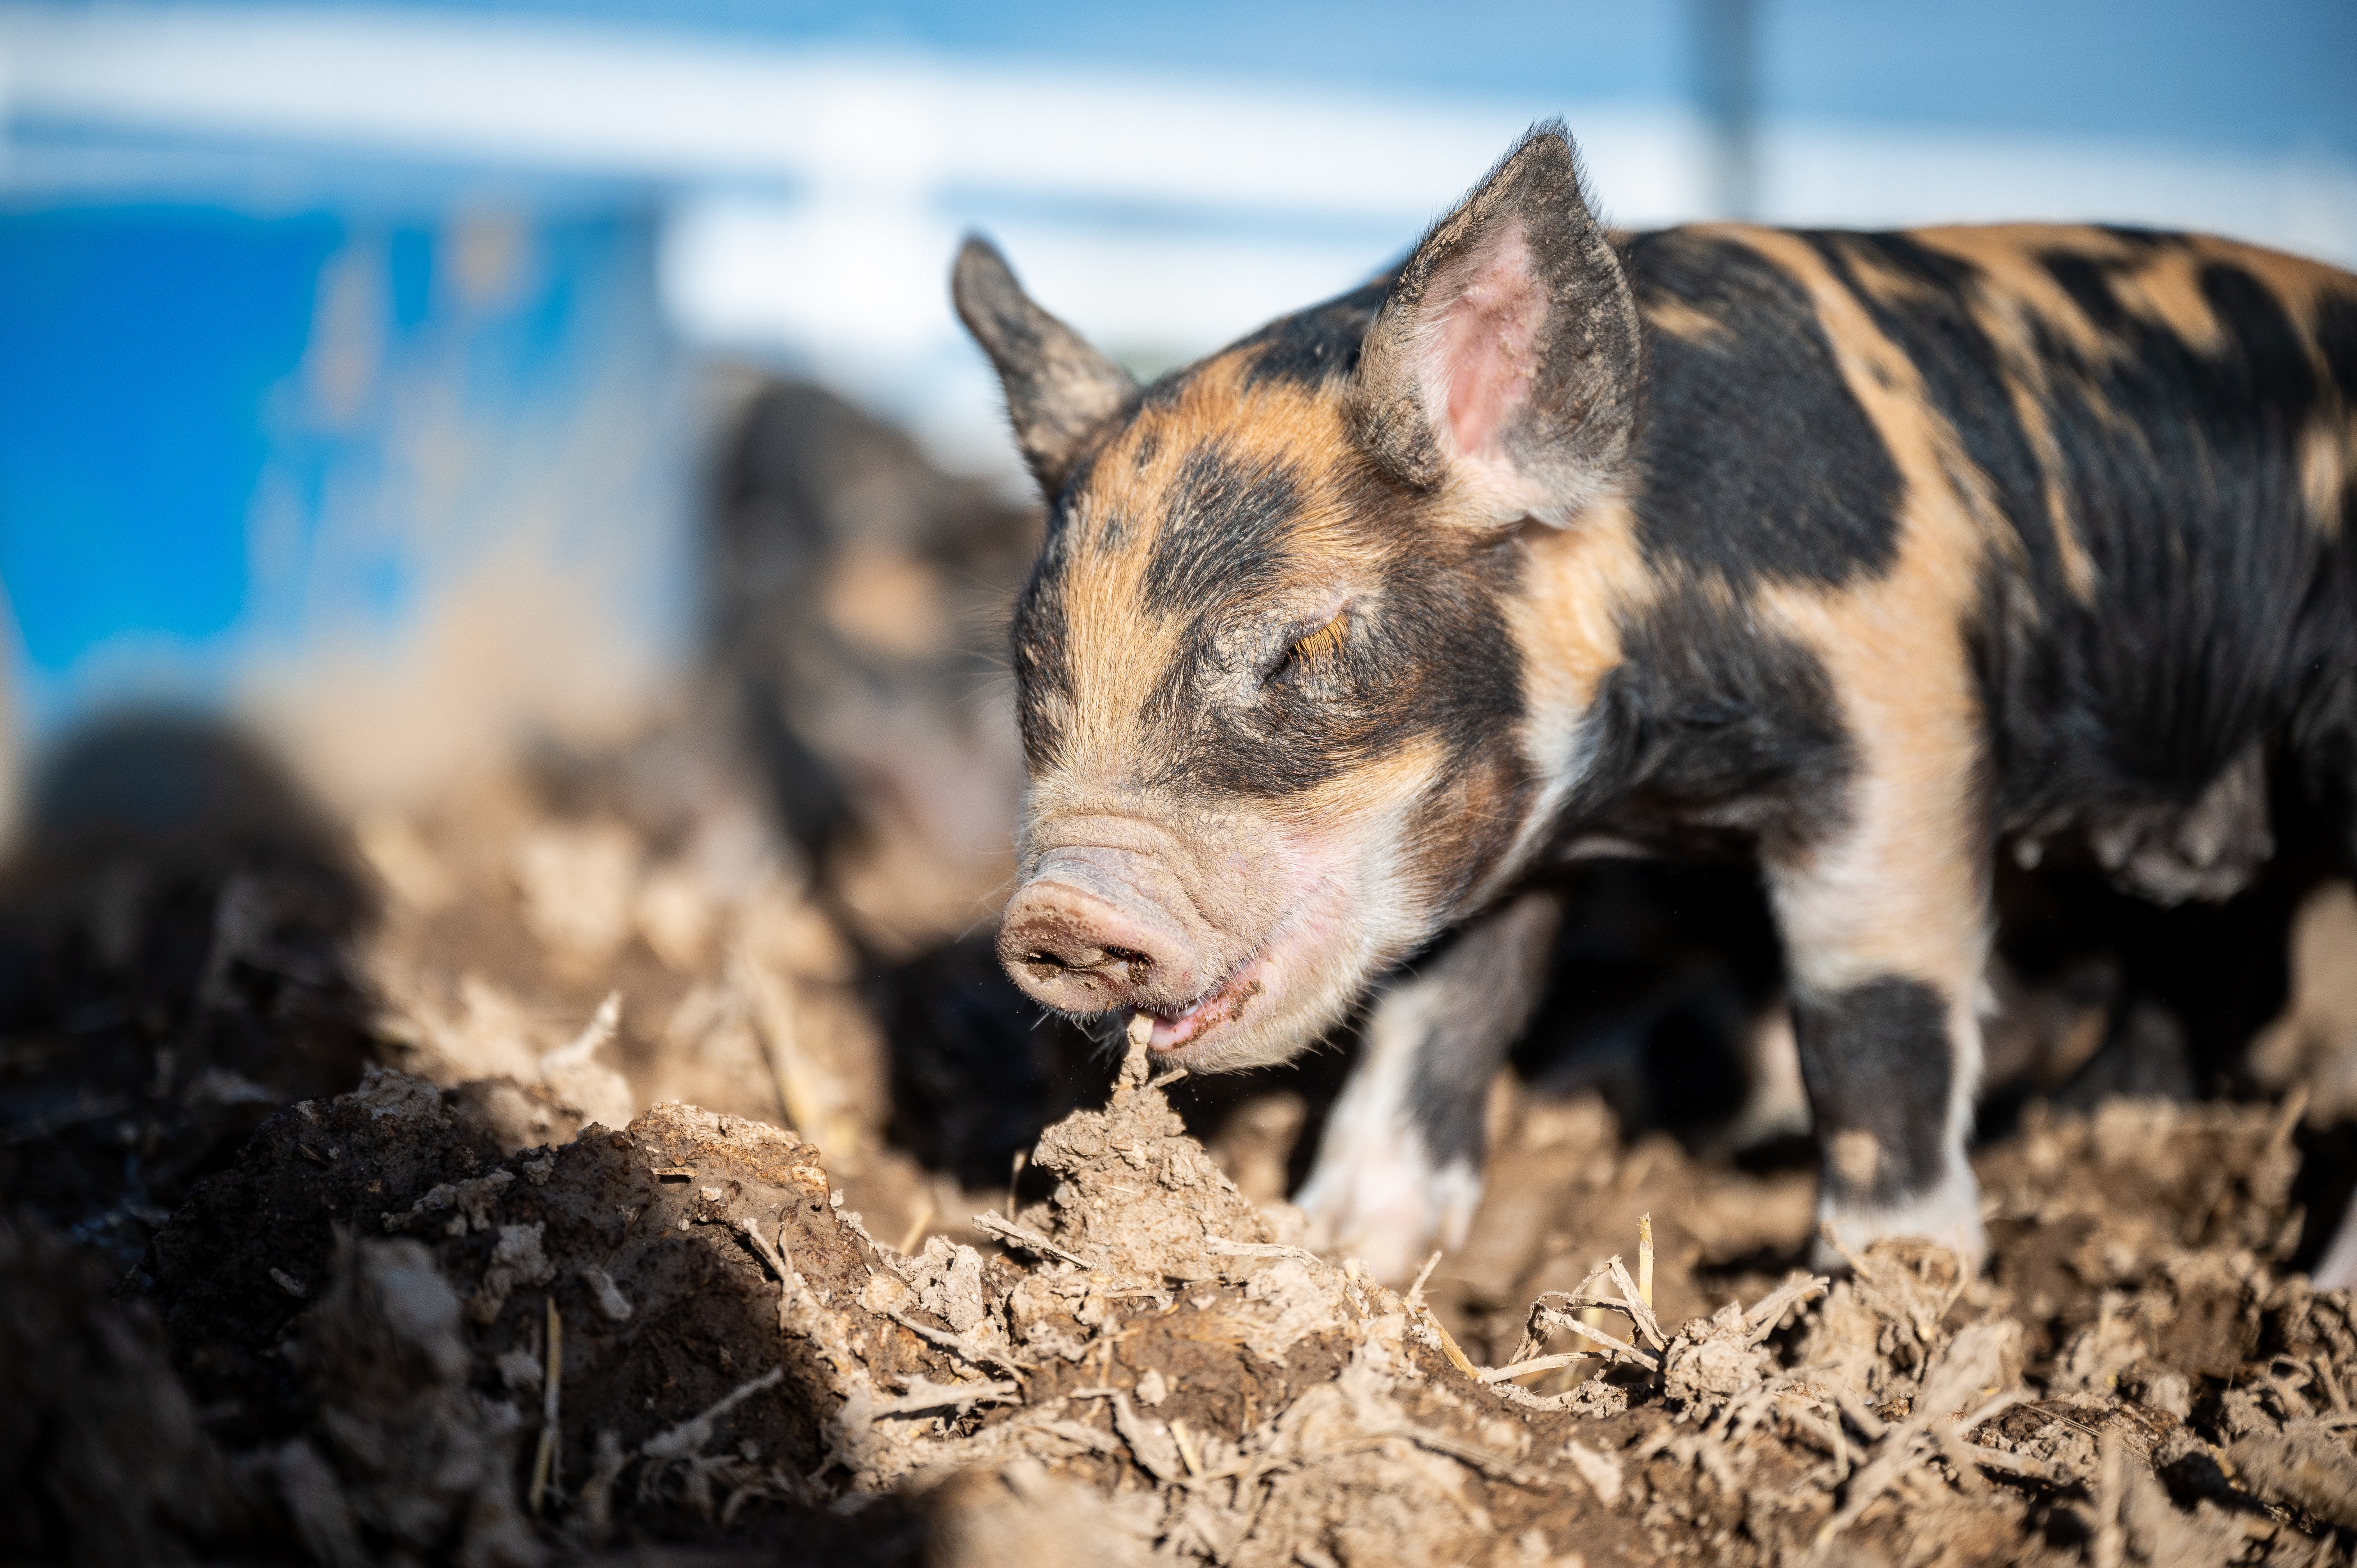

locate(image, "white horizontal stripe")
[[0, 4, 1705, 222], [8, 7, 2346, 265]]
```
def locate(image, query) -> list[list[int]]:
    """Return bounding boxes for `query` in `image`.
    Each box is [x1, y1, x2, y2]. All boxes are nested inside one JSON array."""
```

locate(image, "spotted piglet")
[[957, 122, 2357, 1281]]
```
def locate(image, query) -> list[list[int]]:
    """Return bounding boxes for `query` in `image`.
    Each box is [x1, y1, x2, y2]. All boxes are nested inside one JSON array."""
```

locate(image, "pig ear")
[[953, 237, 1138, 494], [1347, 123, 1641, 527]]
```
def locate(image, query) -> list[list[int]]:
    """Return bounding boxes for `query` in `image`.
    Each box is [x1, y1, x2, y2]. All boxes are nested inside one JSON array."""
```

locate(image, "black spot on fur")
[[1554, 587, 1855, 863], [2091, 224, 2181, 254], [1961, 235, 2345, 845], [1406, 1032, 1491, 1169], [1137, 471, 1525, 812], [1237, 277, 1390, 390], [1621, 230, 1906, 588], [1813, 233, 2050, 572], [1138, 443, 1304, 615], [1790, 976, 1954, 1205], [2040, 248, 2130, 336], [2202, 260, 2320, 422], [1008, 516, 1075, 769], [2318, 291, 2357, 403]]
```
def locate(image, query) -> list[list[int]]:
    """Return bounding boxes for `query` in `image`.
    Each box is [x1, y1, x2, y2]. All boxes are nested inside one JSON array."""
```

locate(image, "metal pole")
[[1698, 0, 1758, 220]]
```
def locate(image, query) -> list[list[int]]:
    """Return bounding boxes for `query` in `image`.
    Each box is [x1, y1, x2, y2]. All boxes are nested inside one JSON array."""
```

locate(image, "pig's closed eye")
[[1267, 613, 1348, 685]]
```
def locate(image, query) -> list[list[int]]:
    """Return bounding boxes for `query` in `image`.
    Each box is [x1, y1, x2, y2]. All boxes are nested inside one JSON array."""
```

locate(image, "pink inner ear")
[[1432, 222, 1546, 464]]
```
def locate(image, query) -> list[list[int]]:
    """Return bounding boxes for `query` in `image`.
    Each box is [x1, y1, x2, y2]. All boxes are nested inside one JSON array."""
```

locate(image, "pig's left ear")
[[953, 237, 1139, 495], [1347, 122, 1640, 527]]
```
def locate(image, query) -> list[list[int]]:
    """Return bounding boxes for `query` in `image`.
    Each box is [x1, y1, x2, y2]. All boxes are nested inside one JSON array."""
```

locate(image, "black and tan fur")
[[958, 123, 2357, 1280]]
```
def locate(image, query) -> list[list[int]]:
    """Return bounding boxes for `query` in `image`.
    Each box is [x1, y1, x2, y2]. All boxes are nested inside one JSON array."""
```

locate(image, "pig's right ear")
[[1346, 123, 1641, 528], [953, 237, 1138, 494]]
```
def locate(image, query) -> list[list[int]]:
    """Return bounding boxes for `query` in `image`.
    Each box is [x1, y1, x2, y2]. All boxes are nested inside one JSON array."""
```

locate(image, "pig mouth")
[[1139, 950, 1270, 1059]]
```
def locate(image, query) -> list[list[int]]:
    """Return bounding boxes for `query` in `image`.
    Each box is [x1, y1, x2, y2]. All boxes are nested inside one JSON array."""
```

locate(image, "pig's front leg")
[[1293, 890, 1561, 1284], [1768, 772, 1992, 1269]]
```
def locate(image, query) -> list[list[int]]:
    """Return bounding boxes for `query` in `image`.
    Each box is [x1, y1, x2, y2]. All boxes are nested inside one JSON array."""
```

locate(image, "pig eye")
[[1269, 613, 1348, 685]]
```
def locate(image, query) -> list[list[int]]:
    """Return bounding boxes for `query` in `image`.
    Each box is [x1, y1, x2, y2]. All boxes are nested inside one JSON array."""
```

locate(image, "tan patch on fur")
[[1727, 230, 1993, 1014], [2304, 418, 2352, 538], [1046, 354, 1369, 796], [1834, 237, 2048, 588], [1906, 225, 2121, 362], [2111, 242, 2225, 353], [1643, 295, 1731, 346], [1479, 495, 1658, 904], [1829, 1128, 1883, 1190], [1902, 226, 2137, 603]]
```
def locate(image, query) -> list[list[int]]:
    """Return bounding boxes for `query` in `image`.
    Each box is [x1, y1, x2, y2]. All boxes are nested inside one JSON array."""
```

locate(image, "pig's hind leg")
[[1294, 890, 1561, 1284]]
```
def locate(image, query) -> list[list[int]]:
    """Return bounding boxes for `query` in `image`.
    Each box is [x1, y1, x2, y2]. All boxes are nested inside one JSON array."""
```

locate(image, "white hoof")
[[1295, 1139, 1481, 1287], [1812, 1165, 1988, 1274]]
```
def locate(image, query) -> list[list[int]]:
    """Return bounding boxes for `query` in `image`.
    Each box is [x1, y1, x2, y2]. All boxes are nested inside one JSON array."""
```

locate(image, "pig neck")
[[1494, 487, 1878, 884]]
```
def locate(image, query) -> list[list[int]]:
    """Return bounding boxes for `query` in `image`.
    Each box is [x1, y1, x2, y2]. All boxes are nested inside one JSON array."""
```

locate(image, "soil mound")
[[89, 1029, 2357, 1565]]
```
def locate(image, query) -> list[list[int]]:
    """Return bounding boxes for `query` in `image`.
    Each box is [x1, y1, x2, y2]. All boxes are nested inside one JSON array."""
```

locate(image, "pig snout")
[[997, 844, 1217, 1017]]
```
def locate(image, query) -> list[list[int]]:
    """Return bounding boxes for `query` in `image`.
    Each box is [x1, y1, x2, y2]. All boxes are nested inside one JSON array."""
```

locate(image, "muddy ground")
[[8, 382, 2357, 1564], [5, 724, 2357, 1568]]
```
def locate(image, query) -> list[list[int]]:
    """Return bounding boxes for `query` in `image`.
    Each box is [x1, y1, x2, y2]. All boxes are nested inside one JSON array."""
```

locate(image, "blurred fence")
[[0, 0, 2350, 819]]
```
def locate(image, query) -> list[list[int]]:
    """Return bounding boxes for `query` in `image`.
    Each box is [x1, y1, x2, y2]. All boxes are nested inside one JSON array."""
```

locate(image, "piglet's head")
[[955, 123, 1641, 1070]]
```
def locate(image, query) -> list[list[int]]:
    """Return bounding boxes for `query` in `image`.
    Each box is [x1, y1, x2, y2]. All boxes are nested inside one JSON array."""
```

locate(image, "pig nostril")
[[1021, 951, 1081, 987], [1097, 945, 1152, 987], [1016, 942, 1154, 989]]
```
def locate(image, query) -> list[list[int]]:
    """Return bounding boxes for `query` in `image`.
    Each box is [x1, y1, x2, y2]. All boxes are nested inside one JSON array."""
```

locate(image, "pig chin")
[[1136, 899, 1370, 1072]]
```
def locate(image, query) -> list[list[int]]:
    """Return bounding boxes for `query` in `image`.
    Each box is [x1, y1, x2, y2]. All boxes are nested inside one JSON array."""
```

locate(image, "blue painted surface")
[[0, 200, 685, 736], [0, 209, 339, 669]]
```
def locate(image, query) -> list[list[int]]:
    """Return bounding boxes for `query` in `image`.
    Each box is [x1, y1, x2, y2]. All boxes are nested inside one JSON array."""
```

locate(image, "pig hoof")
[[1811, 1167, 1988, 1276], [1295, 1148, 1482, 1287]]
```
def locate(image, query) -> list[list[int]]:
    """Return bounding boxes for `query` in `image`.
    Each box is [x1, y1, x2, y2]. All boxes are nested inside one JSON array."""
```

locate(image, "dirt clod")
[[0, 1207, 257, 1564]]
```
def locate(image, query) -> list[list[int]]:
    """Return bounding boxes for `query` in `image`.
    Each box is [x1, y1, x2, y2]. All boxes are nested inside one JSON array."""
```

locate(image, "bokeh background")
[[0, 0, 2352, 816]]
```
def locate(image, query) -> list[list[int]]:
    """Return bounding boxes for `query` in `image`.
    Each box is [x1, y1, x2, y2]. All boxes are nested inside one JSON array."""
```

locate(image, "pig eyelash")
[[1273, 613, 1349, 682]]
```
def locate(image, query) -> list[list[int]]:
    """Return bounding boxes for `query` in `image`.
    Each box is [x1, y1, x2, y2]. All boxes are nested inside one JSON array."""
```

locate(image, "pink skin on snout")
[[995, 842, 1223, 1017], [997, 812, 1378, 1072]]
